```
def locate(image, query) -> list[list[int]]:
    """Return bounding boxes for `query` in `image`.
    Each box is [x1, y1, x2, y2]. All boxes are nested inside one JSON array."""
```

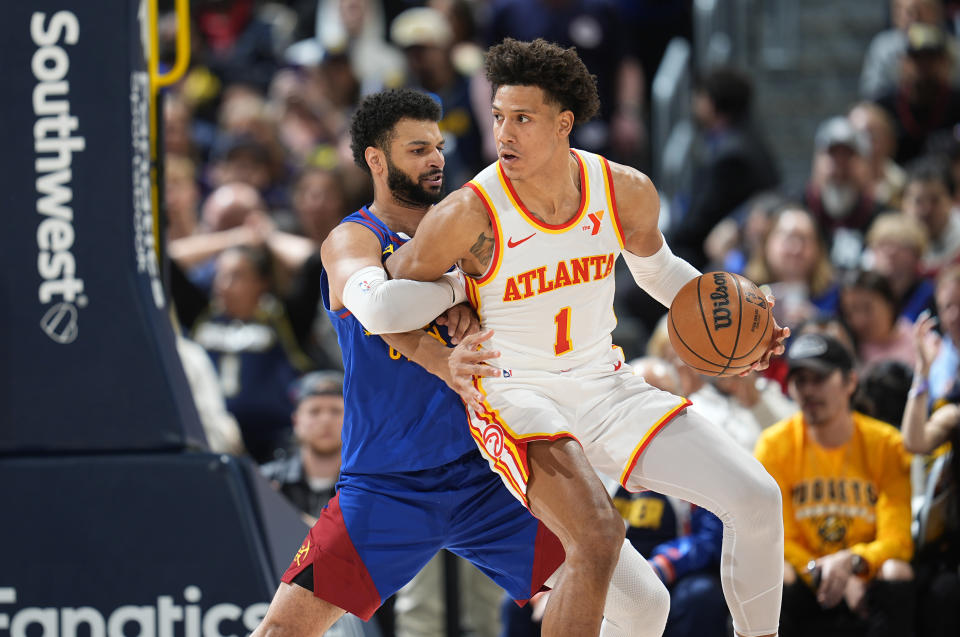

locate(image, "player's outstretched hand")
[[740, 295, 790, 376], [448, 329, 501, 412], [436, 302, 480, 344]]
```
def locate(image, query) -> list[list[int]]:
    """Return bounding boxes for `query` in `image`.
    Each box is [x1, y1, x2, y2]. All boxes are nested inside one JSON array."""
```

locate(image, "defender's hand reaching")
[[436, 303, 480, 345], [448, 329, 501, 413]]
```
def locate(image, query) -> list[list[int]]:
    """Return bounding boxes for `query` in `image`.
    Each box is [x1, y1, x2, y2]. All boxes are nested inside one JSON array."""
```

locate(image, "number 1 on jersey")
[[554, 306, 572, 355]]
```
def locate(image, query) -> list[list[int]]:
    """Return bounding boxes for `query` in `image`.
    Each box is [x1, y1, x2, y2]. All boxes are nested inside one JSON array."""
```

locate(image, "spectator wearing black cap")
[[875, 23, 960, 165], [261, 370, 345, 522], [801, 116, 887, 271], [754, 333, 915, 637]]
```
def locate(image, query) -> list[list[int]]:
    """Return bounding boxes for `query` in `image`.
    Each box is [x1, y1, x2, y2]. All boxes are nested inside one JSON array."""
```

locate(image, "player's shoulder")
[[597, 157, 658, 217], [323, 216, 376, 244], [602, 158, 656, 196], [320, 216, 383, 261], [429, 184, 491, 226], [468, 158, 502, 187]]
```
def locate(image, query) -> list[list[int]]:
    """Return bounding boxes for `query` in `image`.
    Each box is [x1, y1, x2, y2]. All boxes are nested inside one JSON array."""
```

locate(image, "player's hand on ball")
[[436, 303, 480, 344], [740, 295, 790, 376], [448, 329, 500, 412]]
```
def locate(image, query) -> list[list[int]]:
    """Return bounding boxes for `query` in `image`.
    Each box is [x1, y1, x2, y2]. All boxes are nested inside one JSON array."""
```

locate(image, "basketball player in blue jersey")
[[387, 40, 790, 637], [252, 89, 667, 637]]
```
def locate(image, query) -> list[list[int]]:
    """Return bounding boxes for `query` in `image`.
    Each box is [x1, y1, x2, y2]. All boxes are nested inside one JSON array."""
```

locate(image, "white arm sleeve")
[[622, 239, 701, 308], [341, 266, 467, 334]]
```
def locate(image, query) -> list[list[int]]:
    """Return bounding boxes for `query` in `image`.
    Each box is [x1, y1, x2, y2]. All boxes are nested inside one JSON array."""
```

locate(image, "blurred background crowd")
[[154, 1, 960, 635]]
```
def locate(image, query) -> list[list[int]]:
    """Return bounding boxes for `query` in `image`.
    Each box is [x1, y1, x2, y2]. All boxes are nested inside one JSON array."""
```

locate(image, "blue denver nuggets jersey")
[[321, 207, 476, 474]]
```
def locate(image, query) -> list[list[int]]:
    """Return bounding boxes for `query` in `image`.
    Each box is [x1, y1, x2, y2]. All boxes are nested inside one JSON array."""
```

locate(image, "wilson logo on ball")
[[710, 272, 732, 330]]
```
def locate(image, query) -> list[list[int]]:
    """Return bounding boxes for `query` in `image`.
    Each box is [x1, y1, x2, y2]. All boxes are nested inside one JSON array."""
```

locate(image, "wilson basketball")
[[667, 272, 773, 376]]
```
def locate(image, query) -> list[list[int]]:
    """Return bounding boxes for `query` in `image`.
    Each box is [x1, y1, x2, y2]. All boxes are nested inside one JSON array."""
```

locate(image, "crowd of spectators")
[[157, 1, 960, 635]]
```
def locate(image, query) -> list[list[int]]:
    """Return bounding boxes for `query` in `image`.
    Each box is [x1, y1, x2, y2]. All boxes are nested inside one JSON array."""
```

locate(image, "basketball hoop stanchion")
[[146, 0, 190, 272], [148, 0, 190, 90], [0, 2, 315, 630]]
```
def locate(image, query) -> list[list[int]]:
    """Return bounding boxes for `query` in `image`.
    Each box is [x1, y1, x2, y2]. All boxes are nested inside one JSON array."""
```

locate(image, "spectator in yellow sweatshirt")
[[754, 333, 915, 637]]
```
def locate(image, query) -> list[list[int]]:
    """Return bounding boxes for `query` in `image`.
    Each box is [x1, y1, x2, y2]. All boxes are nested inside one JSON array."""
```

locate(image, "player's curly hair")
[[484, 38, 600, 124], [350, 89, 442, 174]]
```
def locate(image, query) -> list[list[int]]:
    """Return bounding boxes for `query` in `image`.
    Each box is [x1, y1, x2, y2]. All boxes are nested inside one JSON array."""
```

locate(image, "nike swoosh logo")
[[507, 233, 536, 248], [614, 361, 622, 371]]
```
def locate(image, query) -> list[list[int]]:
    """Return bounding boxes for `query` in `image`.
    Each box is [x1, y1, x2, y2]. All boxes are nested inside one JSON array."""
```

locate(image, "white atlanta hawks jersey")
[[463, 149, 625, 373]]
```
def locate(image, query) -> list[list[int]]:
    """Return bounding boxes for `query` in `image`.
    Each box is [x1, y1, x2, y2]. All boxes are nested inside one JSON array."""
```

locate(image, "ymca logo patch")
[[582, 210, 604, 235]]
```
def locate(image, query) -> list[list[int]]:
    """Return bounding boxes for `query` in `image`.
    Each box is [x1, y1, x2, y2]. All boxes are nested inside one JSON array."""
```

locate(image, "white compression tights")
[[599, 539, 669, 637], [631, 409, 784, 637]]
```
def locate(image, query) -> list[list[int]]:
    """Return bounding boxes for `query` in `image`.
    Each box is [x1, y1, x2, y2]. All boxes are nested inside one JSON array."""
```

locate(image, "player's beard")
[[386, 154, 444, 208]]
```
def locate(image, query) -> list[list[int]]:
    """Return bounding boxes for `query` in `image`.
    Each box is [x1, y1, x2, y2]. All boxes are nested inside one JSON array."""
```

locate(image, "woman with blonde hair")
[[865, 211, 935, 320]]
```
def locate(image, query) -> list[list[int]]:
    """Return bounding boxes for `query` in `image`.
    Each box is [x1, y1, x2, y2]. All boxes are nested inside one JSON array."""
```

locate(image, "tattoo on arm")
[[469, 232, 495, 266]]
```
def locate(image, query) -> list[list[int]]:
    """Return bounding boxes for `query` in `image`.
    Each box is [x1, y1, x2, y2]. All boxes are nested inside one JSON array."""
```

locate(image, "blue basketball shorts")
[[281, 450, 564, 620]]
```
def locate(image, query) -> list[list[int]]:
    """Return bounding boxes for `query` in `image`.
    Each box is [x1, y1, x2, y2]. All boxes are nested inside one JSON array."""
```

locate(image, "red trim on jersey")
[[356, 208, 387, 243], [337, 308, 352, 319], [464, 277, 480, 311], [280, 493, 382, 621], [600, 156, 626, 246], [469, 404, 529, 502], [619, 398, 692, 489], [500, 151, 587, 231], [344, 218, 387, 245], [464, 182, 502, 285]]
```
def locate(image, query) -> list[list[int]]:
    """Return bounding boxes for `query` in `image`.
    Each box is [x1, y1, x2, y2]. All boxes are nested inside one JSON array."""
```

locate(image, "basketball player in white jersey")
[[387, 39, 788, 637]]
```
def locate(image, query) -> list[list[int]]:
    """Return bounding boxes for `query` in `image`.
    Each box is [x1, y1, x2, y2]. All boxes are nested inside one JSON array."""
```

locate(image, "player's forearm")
[[385, 245, 448, 282], [622, 238, 701, 307], [380, 331, 452, 385], [342, 266, 466, 334]]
